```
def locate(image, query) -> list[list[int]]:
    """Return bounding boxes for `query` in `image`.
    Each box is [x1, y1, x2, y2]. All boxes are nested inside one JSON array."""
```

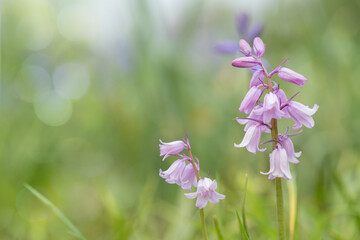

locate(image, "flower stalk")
[[262, 60, 285, 240], [188, 149, 207, 240], [232, 37, 318, 239], [159, 135, 224, 240]]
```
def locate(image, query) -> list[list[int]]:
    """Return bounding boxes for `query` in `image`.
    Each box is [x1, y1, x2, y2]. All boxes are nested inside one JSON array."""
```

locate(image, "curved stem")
[[188, 149, 207, 240]]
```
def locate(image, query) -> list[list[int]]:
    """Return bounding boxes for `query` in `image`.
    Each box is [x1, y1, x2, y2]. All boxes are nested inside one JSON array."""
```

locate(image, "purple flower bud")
[[277, 67, 307, 87], [239, 86, 262, 114], [253, 37, 265, 58], [279, 135, 301, 164], [286, 101, 319, 130], [214, 41, 239, 54], [234, 124, 266, 154], [159, 139, 186, 161], [184, 177, 225, 209], [239, 39, 252, 56], [250, 70, 264, 88], [232, 57, 259, 68], [261, 145, 292, 180], [253, 92, 285, 124]]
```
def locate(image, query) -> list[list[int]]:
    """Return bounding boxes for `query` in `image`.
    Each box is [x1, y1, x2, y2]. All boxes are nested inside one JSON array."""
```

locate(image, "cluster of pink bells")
[[159, 37, 318, 208]]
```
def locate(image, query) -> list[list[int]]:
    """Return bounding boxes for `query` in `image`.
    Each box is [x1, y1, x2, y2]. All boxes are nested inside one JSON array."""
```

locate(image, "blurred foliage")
[[1, 0, 360, 239]]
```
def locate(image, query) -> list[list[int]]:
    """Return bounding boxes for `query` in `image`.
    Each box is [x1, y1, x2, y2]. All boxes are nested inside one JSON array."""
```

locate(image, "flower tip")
[[253, 37, 265, 58], [239, 39, 252, 56]]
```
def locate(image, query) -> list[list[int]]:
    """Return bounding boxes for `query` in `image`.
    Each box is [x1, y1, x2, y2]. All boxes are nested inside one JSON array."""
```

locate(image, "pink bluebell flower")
[[285, 101, 319, 130], [159, 139, 188, 161], [159, 159, 186, 185], [239, 86, 262, 114], [278, 134, 301, 164], [253, 92, 285, 123], [235, 106, 271, 134], [261, 145, 292, 180], [277, 67, 307, 87], [159, 159, 198, 191], [184, 177, 225, 209], [234, 124, 266, 154], [180, 163, 198, 191], [249, 70, 265, 88]]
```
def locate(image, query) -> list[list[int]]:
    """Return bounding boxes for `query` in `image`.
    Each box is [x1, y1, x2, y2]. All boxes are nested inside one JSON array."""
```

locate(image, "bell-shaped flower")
[[254, 92, 286, 124], [261, 145, 292, 180], [232, 57, 259, 68], [253, 37, 265, 58], [250, 70, 264, 88], [286, 101, 319, 130], [159, 139, 187, 161], [278, 135, 301, 164], [278, 67, 307, 87], [234, 124, 266, 154], [184, 177, 225, 209], [239, 39, 252, 56], [236, 106, 270, 133], [239, 86, 262, 114], [179, 163, 198, 191], [159, 159, 186, 185]]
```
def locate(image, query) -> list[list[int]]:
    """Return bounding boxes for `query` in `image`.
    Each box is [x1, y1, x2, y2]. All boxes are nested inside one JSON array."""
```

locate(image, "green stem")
[[188, 149, 207, 240], [258, 57, 286, 240], [276, 178, 285, 240]]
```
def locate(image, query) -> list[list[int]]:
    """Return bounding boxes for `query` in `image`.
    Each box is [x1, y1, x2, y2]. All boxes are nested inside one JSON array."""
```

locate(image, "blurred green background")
[[1, 0, 360, 239]]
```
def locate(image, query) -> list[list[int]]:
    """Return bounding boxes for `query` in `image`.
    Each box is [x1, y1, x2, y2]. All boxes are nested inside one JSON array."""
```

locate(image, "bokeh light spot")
[[53, 62, 90, 100], [34, 91, 72, 126], [17, 14, 54, 51], [16, 64, 52, 102], [57, 3, 95, 42]]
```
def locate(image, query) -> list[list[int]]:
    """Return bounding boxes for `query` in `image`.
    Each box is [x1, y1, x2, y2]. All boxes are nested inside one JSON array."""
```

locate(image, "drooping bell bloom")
[[253, 37, 265, 58], [239, 86, 262, 114], [184, 177, 225, 209], [250, 70, 265, 88], [278, 135, 301, 164], [159, 159, 186, 185], [261, 145, 292, 180], [159, 139, 187, 161], [232, 57, 259, 68], [254, 92, 285, 124], [180, 163, 198, 191], [277, 67, 307, 87], [285, 101, 319, 130], [234, 124, 266, 154]]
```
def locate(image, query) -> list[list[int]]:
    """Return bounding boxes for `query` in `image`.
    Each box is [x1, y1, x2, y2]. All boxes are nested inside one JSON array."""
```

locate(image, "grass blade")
[[236, 209, 249, 240], [24, 183, 86, 240], [287, 178, 297, 240], [213, 215, 224, 240], [241, 174, 249, 238]]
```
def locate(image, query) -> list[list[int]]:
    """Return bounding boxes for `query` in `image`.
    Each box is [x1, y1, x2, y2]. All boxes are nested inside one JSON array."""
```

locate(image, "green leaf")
[[213, 215, 224, 240], [24, 183, 87, 240]]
